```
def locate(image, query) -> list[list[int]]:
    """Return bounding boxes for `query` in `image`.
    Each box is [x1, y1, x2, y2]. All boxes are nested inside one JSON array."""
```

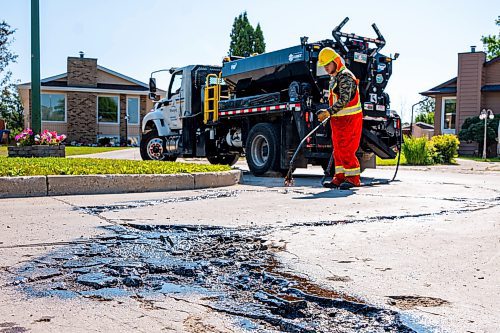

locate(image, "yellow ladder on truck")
[[204, 73, 225, 124]]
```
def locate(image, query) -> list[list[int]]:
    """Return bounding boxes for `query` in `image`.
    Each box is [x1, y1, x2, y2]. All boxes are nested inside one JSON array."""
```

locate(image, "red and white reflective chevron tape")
[[219, 103, 301, 116]]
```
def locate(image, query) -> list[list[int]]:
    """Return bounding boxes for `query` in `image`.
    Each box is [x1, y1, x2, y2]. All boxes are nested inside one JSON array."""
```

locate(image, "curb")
[[0, 170, 242, 198]]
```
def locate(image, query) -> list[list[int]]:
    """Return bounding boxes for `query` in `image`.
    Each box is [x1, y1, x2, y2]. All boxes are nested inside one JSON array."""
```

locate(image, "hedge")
[[0, 158, 230, 177]]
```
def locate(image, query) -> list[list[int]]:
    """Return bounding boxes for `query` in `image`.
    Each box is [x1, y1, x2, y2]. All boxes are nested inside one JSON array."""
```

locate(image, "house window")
[[41, 93, 65, 122], [442, 97, 456, 134], [127, 97, 140, 125], [98, 96, 119, 123]]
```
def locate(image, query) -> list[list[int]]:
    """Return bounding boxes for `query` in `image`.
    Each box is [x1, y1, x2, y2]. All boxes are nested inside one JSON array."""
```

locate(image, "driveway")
[[0, 158, 498, 332]]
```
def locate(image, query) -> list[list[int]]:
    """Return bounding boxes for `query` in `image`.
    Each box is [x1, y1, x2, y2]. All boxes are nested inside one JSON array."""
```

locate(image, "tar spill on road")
[[387, 296, 450, 310], [10, 221, 416, 333]]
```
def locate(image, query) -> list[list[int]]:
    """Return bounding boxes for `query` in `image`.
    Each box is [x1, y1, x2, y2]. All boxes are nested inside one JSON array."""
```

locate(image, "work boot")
[[339, 176, 361, 190], [322, 175, 345, 188]]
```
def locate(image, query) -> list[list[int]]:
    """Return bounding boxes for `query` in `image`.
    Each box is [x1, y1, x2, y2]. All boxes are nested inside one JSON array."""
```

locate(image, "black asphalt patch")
[[11, 223, 415, 332]]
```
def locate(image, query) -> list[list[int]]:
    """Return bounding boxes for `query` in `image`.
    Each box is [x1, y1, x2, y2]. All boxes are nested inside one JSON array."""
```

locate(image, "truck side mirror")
[[149, 77, 157, 93], [149, 92, 160, 101]]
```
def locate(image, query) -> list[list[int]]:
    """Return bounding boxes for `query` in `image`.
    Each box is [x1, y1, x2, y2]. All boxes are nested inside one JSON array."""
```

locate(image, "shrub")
[[401, 136, 433, 165], [98, 137, 112, 147], [459, 115, 499, 143], [429, 134, 460, 164]]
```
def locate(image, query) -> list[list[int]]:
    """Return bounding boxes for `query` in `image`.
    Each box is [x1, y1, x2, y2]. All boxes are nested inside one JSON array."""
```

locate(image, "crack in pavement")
[[71, 188, 319, 216], [268, 197, 499, 232], [76, 191, 240, 215], [4, 187, 497, 253]]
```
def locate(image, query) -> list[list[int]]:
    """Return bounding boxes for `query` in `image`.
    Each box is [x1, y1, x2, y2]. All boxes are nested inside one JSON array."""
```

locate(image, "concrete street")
[[0, 152, 498, 332]]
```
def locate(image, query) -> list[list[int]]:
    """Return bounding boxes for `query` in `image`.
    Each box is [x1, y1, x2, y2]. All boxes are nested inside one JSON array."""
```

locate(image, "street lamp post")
[[479, 109, 494, 159], [410, 100, 426, 136], [125, 115, 129, 147]]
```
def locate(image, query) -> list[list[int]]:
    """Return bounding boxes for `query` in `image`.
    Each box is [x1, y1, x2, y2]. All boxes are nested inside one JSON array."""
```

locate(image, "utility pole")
[[31, 0, 41, 134]]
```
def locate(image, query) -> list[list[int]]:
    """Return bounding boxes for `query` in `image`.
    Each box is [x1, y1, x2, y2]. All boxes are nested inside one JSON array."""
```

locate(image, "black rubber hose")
[[390, 118, 403, 183], [284, 117, 330, 185]]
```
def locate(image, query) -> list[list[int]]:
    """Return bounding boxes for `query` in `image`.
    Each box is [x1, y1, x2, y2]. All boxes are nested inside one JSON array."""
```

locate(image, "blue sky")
[[2, 0, 499, 121]]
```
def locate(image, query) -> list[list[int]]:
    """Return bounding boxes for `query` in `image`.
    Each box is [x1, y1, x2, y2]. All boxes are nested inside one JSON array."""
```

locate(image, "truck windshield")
[[169, 72, 183, 98]]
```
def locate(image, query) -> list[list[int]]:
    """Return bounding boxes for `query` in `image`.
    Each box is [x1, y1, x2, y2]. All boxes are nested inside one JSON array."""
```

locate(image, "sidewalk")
[[67, 148, 142, 160], [378, 158, 500, 174]]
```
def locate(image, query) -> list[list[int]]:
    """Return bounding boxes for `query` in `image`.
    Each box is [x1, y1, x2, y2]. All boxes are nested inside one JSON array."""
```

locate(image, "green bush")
[[429, 134, 460, 164], [98, 137, 112, 147], [459, 115, 499, 143], [459, 114, 499, 157], [401, 136, 433, 165]]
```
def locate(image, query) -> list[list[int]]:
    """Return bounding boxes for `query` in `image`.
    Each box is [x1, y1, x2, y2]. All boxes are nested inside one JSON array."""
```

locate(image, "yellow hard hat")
[[318, 47, 339, 67]]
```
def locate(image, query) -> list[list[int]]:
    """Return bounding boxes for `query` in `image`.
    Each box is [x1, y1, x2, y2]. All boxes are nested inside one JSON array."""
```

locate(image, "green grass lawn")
[[376, 153, 407, 166], [0, 157, 230, 177], [458, 156, 500, 162], [0, 146, 129, 157]]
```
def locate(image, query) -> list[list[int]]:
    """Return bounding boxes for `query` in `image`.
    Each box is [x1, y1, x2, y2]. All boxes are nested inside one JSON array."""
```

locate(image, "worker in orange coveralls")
[[316, 47, 363, 189]]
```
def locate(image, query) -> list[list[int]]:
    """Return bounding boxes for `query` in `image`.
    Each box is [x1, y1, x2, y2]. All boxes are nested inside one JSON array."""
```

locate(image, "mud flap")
[[361, 128, 396, 159]]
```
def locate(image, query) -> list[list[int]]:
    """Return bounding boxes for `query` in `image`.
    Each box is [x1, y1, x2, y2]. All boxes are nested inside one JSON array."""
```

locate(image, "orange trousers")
[[330, 112, 363, 182]]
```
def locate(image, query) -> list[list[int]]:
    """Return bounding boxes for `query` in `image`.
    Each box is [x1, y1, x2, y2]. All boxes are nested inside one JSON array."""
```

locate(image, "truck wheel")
[[140, 131, 177, 162], [246, 123, 280, 175], [207, 154, 240, 166]]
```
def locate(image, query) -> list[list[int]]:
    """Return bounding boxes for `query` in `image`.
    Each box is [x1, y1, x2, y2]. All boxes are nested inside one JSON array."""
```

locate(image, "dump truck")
[[141, 17, 402, 176]]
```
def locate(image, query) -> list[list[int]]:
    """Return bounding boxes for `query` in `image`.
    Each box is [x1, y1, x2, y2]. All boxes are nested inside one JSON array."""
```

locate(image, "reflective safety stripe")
[[344, 167, 360, 176], [335, 166, 345, 173], [329, 68, 362, 118], [331, 105, 362, 117]]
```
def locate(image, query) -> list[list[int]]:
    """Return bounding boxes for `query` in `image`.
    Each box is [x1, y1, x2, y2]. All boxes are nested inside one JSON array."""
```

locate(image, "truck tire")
[[207, 154, 240, 166], [140, 131, 177, 162], [246, 123, 280, 175]]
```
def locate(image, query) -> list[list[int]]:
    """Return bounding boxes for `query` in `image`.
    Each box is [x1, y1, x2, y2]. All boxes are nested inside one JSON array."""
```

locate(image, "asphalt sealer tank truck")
[[141, 17, 402, 176]]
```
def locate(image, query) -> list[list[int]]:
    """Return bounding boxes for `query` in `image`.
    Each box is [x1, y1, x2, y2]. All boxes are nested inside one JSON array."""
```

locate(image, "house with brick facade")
[[17, 55, 165, 145], [421, 48, 500, 155]]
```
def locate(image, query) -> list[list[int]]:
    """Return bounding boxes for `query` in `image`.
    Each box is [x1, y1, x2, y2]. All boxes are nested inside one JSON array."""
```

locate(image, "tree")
[[253, 23, 266, 54], [458, 115, 499, 156], [415, 111, 434, 125], [228, 12, 266, 56], [0, 21, 17, 88], [229, 12, 253, 57], [0, 21, 22, 135], [0, 85, 23, 135], [414, 97, 435, 125], [481, 16, 500, 60]]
